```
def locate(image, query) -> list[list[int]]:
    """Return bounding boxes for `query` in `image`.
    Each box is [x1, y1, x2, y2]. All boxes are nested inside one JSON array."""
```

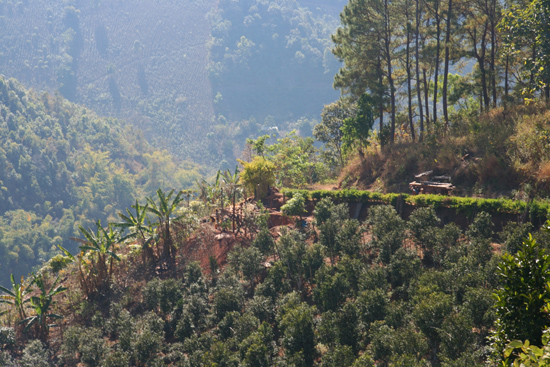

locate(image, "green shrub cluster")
[[283, 189, 550, 221]]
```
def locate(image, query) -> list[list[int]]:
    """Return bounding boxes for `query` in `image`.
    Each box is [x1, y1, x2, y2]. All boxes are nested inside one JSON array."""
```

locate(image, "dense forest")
[[0, 76, 201, 285]]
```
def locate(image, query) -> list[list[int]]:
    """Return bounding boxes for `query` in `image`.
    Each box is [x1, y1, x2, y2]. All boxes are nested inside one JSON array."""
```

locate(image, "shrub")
[[239, 157, 276, 199], [281, 192, 307, 219], [367, 205, 406, 264], [79, 328, 107, 367], [0, 327, 15, 349], [21, 340, 51, 367]]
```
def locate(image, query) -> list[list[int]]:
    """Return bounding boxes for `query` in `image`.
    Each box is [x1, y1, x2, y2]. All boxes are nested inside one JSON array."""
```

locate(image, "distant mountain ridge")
[[0, 0, 343, 165]]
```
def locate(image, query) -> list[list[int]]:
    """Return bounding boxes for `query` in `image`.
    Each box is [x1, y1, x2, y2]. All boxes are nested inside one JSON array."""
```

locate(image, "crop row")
[[282, 189, 550, 220]]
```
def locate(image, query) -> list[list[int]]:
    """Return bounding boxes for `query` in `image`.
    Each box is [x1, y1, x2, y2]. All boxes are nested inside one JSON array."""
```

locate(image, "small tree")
[[146, 189, 185, 268], [238, 157, 275, 199], [0, 274, 34, 321], [314, 99, 356, 167], [115, 200, 157, 266], [21, 274, 66, 342], [491, 234, 550, 363], [74, 220, 121, 299], [281, 193, 307, 226], [341, 94, 374, 157]]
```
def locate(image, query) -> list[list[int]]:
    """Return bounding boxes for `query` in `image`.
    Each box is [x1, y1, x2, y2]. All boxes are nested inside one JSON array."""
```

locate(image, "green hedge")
[[282, 189, 550, 221]]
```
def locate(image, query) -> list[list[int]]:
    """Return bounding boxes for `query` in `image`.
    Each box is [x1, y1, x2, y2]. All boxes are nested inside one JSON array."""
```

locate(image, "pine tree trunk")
[[433, 3, 441, 124], [505, 55, 509, 108], [416, 0, 424, 141], [384, 0, 396, 144], [406, 9, 415, 141], [378, 55, 385, 134], [490, 14, 497, 107], [442, 0, 453, 128], [423, 68, 430, 130]]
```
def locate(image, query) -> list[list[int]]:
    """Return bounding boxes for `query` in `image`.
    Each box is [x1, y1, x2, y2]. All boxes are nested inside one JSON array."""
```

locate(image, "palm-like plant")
[[221, 166, 242, 232], [115, 200, 158, 265], [0, 274, 34, 320], [74, 220, 121, 298], [20, 274, 66, 342], [146, 189, 185, 268], [196, 171, 223, 205]]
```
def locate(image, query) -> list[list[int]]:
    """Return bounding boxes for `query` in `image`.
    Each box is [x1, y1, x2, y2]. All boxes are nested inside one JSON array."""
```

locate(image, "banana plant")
[[221, 166, 242, 232], [0, 274, 34, 320], [195, 170, 223, 205], [115, 200, 158, 265], [146, 189, 185, 268], [74, 220, 121, 298], [20, 274, 66, 341]]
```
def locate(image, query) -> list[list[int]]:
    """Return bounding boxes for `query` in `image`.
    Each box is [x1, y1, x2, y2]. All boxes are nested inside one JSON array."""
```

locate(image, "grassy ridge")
[[283, 189, 550, 221]]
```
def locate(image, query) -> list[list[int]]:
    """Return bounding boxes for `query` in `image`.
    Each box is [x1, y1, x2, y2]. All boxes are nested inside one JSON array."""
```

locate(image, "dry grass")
[[339, 102, 550, 197]]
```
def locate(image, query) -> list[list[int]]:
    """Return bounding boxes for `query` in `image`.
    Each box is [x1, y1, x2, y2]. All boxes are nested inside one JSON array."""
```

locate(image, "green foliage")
[[284, 189, 550, 224], [499, 0, 550, 98], [341, 94, 375, 157], [281, 193, 307, 219], [76, 221, 121, 299], [314, 99, 355, 167], [146, 188, 187, 267], [20, 273, 66, 341], [0, 273, 33, 320], [0, 77, 202, 284], [501, 222, 534, 255], [239, 157, 276, 199], [492, 234, 550, 363], [61, 326, 106, 367], [503, 329, 550, 366], [278, 296, 316, 367], [367, 205, 406, 264], [20, 340, 50, 367], [408, 207, 441, 264]]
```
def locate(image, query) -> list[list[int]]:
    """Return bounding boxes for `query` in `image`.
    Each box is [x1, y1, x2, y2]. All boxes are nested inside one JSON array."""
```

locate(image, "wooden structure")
[[409, 170, 455, 195]]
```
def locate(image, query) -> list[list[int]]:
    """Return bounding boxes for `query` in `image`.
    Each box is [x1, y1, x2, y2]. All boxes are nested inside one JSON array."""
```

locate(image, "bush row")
[[282, 189, 550, 221]]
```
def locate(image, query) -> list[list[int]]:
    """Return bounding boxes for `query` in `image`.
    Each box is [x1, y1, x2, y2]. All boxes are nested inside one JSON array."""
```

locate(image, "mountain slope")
[[0, 75, 202, 284], [0, 0, 344, 167]]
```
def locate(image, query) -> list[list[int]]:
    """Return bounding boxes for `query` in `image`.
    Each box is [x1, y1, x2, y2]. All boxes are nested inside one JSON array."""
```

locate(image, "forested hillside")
[[0, 0, 343, 168], [208, 0, 340, 123], [3, 0, 550, 364], [0, 76, 201, 285]]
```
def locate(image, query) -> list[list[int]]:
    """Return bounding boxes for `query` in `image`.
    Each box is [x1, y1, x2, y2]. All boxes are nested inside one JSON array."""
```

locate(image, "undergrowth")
[[339, 103, 550, 197]]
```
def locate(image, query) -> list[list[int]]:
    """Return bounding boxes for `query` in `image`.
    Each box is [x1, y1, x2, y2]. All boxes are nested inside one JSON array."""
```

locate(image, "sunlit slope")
[[0, 75, 201, 284]]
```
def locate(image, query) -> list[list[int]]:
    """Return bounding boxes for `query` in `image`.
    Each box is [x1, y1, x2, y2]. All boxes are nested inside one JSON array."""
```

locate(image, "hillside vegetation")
[[0, 0, 343, 167], [0, 185, 548, 366], [0, 76, 201, 285], [333, 102, 550, 199]]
